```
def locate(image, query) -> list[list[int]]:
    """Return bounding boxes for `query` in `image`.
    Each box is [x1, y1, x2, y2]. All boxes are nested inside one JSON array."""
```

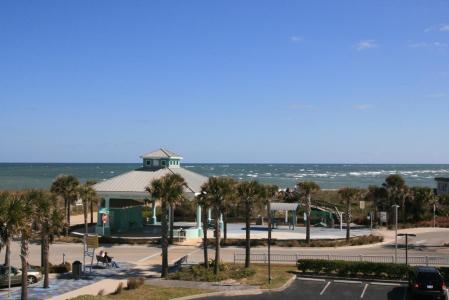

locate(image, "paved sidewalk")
[[0, 262, 146, 300]]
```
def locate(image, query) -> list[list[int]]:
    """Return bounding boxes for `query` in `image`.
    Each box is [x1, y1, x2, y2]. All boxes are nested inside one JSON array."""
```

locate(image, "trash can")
[[72, 261, 82, 280]]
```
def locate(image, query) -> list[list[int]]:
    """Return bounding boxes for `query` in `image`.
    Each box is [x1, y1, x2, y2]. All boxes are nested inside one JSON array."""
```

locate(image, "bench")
[[96, 255, 111, 268], [170, 255, 189, 272]]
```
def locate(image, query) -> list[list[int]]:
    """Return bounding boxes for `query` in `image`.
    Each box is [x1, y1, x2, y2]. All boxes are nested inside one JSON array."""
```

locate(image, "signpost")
[[392, 205, 400, 263], [398, 233, 416, 265], [83, 235, 99, 272], [99, 207, 109, 236], [267, 200, 272, 285]]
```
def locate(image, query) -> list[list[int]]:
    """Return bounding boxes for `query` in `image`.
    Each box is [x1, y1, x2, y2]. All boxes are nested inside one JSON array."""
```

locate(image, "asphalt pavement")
[[205, 278, 410, 300]]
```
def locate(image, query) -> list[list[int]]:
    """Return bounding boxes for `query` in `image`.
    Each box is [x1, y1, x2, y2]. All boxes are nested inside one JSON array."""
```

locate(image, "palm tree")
[[50, 175, 79, 231], [296, 181, 320, 245], [201, 177, 235, 275], [220, 178, 237, 245], [86, 180, 99, 224], [146, 173, 186, 278], [236, 180, 263, 268], [338, 187, 364, 242], [383, 174, 407, 224], [33, 190, 64, 288], [196, 192, 210, 269], [0, 191, 23, 268], [79, 183, 99, 240], [18, 190, 34, 300]]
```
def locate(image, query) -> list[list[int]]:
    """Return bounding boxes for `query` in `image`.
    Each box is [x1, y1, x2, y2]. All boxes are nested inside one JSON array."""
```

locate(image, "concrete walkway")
[[49, 279, 127, 300]]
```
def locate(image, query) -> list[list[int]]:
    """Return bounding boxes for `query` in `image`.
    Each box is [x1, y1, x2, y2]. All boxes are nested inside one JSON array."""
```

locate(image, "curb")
[[172, 275, 296, 300]]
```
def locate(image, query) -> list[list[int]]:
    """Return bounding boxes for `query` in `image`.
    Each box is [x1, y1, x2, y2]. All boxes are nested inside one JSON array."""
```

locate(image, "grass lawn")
[[239, 264, 296, 289], [75, 284, 213, 300], [171, 263, 296, 289]]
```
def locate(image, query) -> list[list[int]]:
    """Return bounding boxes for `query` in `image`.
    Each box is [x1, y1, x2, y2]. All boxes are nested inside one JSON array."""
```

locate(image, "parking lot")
[[206, 277, 411, 300]]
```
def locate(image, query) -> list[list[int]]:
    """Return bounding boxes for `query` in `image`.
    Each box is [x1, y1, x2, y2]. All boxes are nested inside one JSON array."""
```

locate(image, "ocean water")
[[0, 163, 448, 190]]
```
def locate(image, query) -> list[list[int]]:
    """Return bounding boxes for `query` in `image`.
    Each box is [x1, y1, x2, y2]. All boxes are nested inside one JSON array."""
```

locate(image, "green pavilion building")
[[93, 149, 208, 238]]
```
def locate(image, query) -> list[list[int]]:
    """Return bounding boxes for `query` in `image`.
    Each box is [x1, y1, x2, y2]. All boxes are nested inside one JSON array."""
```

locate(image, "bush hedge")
[[31, 262, 71, 274], [170, 264, 256, 282], [297, 259, 411, 280]]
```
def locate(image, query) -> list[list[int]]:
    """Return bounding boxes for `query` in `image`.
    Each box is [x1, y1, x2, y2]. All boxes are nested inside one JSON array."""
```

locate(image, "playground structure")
[[270, 199, 346, 229]]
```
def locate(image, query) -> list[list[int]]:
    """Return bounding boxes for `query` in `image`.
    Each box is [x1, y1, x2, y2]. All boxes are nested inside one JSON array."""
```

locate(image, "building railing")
[[233, 252, 449, 266]]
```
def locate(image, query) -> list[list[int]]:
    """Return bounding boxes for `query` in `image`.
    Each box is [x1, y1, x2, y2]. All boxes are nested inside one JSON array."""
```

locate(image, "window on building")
[[146, 160, 152, 166], [161, 160, 166, 166]]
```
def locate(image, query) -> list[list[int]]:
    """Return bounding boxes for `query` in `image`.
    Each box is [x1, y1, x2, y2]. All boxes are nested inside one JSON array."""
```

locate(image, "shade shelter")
[[93, 149, 208, 238], [269, 202, 299, 229]]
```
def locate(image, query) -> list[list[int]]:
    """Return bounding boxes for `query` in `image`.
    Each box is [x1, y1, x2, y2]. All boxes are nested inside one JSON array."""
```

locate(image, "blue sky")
[[1, 1, 449, 163]]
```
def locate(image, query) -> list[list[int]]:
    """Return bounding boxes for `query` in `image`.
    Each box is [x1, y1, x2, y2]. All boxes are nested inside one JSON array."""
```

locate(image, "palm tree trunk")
[[84, 200, 88, 238], [223, 213, 227, 245], [20, 234, 29, 300], [401, 198, 406, 224], [90, 200, 94, 224], [4, 238, 10, 267], [244, 201, 251, 268], [306, 211, 311, 244], [67, 201, 71, 229], [43, 233, 50, 288], [214, 208, 220, 275], [202, 207, 209, 269], [161, 201, 169, 278], [306, 194, 311, 244], [169, 204, 174, 244]]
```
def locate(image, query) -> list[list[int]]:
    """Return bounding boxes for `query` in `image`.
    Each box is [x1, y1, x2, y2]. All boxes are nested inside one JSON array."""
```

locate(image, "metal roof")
[[140, 148, 183, 159], [269, 202, 299, 211], [93, 167, 207, 196], [435, 177, 449, 183]]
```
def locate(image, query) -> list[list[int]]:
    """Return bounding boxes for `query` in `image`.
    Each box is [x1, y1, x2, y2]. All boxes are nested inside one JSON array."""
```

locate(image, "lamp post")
[[433, 202, 437, 228], [397, 233, 416, 265], [392, 204, 400, 263], [267, 199, 272, 285]]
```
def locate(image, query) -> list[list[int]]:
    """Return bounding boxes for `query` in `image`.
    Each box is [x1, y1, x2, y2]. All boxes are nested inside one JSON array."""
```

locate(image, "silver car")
[[0, 265, 42, 287]]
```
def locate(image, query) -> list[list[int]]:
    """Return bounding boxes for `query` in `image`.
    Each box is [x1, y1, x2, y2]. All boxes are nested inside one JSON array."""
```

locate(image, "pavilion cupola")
[[140, 148, 183, 169]]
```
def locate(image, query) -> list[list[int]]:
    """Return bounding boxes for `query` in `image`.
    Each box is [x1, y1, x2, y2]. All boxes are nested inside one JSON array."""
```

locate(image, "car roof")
[[416, 266, 439, 273]]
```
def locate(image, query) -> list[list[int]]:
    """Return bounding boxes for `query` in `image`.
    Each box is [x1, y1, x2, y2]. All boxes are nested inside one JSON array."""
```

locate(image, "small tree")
[[146, 173, 186, 278], [236, 180, 264, 268], [296, 181, 320, 244], [338, 187, 364, 242]]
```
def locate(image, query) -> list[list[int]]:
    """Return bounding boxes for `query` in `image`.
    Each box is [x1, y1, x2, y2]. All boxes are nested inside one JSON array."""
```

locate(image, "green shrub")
[[170, 264, 256, 282], [297, 259, 410, 280], [50, 262, 71, 273], [126, 277, 144, 290]]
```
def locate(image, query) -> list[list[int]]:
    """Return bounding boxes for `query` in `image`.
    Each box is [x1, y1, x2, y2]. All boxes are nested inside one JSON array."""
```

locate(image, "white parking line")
[[360, 283, 369, 298], [334, 279, 363, 284], [370, 282, 403, 287], [297, 277, 326, 282], [320, 281, 331, 295]]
